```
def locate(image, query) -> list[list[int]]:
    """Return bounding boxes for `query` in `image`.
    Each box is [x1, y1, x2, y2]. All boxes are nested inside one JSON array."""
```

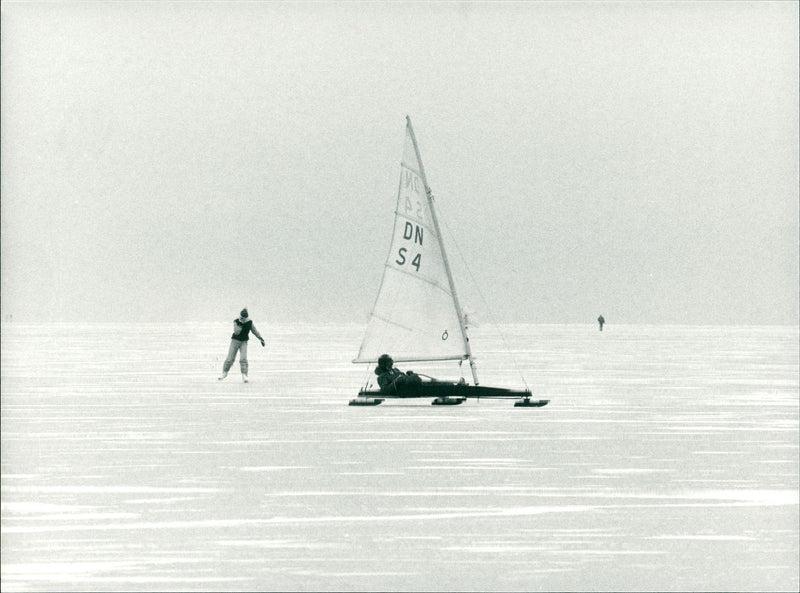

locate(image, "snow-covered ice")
[[2, 323, 797, 591]]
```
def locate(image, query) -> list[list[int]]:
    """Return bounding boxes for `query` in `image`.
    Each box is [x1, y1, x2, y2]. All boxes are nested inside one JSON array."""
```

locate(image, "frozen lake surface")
[[2, 322, 798, 591]]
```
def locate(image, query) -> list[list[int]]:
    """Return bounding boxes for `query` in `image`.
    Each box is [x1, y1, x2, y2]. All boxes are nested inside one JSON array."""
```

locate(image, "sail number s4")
[[395, 221, 424, 272], [396, 247, 421, 271]]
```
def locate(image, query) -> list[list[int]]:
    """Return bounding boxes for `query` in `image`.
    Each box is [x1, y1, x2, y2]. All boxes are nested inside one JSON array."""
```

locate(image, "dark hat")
[[240, 308, 249, 318], [378, 354, 393, 367]]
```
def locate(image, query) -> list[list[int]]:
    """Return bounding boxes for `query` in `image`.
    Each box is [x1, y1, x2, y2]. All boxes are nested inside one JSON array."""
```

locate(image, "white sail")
[[354, 118, 470, 364]]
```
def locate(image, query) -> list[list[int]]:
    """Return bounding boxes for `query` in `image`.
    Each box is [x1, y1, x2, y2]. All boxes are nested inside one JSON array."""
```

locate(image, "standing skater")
[[597, 315, 605, 331], [219, 308, 265, 383]]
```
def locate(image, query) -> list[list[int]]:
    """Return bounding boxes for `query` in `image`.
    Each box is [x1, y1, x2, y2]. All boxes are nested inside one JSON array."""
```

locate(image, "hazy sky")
[[2, 1, 797, 325]]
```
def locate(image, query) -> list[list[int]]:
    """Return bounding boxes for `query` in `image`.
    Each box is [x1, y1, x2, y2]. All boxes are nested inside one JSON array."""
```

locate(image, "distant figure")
[[219, 308, 265, 383], [598, 315, 605, 331], [375, 354, 422, 394]]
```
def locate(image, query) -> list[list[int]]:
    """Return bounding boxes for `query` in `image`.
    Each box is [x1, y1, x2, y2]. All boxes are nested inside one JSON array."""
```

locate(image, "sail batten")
[[391, 211, 437, 232], [379, 264, 452, 295], [401, 164, 424, 177]]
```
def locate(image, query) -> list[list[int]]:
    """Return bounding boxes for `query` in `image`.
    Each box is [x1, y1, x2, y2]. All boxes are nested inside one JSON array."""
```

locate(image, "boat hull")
[[356, 381, 549, 406]]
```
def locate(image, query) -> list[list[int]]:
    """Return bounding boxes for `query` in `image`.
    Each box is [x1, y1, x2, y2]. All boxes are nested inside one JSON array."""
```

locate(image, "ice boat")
[[351, 117, 549, 408]]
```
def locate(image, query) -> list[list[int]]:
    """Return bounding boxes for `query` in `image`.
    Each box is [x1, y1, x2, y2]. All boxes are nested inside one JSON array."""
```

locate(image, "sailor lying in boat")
[[375, 354, 423, 394]]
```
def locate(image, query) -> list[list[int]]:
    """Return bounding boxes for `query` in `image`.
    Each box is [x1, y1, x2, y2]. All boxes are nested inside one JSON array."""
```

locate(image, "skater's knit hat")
[[240, 308, 249, 318]]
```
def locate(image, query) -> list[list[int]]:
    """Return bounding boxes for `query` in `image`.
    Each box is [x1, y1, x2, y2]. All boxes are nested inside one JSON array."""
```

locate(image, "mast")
[[405, 116, 480, 385]]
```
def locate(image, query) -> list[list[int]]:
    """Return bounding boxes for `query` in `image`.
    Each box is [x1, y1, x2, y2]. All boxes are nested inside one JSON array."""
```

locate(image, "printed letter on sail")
[[355, 120, 469, 363]]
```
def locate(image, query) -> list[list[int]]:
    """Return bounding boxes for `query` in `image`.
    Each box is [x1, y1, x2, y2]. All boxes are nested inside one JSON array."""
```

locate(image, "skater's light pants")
[[223, 339, 248, 374]]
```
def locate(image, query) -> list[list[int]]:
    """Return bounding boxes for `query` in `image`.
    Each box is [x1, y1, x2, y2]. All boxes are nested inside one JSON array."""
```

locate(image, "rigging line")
[[437, 206, 531, 393], [362, 362, 373, 391]]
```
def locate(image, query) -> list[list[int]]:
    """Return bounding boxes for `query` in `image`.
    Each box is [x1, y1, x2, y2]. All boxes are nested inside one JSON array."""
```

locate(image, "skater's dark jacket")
[[231, 318, 263, 342]]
